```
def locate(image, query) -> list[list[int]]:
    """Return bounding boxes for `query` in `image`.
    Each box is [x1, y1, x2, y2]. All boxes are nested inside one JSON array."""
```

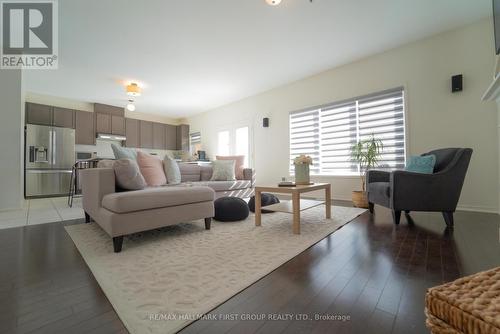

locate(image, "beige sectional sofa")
[[81, 168, 215, 253], [81, 163, 255, 253]]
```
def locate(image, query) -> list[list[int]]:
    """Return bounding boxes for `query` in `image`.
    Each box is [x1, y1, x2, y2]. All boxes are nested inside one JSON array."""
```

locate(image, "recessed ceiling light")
[[265, 0, 282, 6]]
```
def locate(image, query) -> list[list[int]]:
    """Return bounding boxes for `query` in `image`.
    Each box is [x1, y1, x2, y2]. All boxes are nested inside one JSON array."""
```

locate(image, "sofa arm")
[[243, 168, 255, 185], [81, 168, 116, 218], [390, 170, 458, 211], [366, 170, 390, 183]]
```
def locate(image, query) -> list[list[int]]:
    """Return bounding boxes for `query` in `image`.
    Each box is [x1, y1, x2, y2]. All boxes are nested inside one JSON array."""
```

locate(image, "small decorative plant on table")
[[350, 135, 383, 208], [294, 154, 313, 185]]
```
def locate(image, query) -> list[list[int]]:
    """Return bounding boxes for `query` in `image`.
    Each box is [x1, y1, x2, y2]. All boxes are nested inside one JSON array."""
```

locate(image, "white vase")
[[294, 163, 310, 185]]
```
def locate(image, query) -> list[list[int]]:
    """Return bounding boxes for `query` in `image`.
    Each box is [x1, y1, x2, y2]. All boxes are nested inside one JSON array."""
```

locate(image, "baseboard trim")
[[456, 205, 499, 214]]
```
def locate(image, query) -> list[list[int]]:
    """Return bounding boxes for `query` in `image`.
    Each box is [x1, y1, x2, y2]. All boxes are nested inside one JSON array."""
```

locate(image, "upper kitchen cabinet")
[[111, 115, 125, 135], [139, 121, 153, 149], [94, 103, 125, 135], [153, 123, 165, 150], [26, 103, 52, 126], [124, 118, 140, 148], [95, 112, 111, 134], [165, 124, 177, 150], [176, 124, 190, 151], [52, 107, 75, 128], [75, 111, 95, 145]]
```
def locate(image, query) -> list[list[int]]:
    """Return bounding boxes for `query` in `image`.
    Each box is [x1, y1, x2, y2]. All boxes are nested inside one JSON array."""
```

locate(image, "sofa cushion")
[[137, 151, 167, 187], [102, 186, 215, 213], [200, 165, 213, 181], [191, 180, 252, 192], [178, 163, 201, 182]]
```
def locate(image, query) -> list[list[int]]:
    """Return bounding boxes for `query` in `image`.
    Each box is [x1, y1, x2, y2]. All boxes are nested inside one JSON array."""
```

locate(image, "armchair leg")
[[392, 210, 401, 225], [442, 212, 454, 227], [368, 202, 374, 214], [84, 212, 91, 223], [113, 236, 124, 253], [205, 217, 212, 230]]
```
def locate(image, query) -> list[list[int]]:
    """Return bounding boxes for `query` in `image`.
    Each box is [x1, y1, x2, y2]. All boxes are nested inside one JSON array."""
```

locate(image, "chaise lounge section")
[[81, 168, 215, 253]]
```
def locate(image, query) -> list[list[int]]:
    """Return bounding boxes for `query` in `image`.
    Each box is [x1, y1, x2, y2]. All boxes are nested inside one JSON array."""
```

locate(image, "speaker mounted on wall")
[[263, 117, 269, 127], [451, 74, 463, 93]]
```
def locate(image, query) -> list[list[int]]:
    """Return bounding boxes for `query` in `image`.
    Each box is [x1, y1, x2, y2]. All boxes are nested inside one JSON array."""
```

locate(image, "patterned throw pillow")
[[136, 151, 167, 186], [163, 156, 181, 184], [405, 155, 436, 174], [216, 155, 245, 179], [210, 160, 236, 181]]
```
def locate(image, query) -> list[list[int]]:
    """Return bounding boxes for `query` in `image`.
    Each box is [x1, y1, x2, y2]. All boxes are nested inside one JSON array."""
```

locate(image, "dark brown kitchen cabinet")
[[94, 103, 124, 116], [95, 112, 111, 134], [26, 103, 52, 126], [152, 123, 165, 149], [75, 111, 95, 145], [52, 107, 75, 128], [165, 124, 177, 150], [111, 115, 125, 135], [124, 118, 139, 148], [176, 124, 190, 151], [139, 121, 153, 149]]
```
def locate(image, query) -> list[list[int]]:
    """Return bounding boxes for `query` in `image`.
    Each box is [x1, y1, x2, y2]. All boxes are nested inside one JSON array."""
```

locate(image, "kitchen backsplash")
[[75, 140, 183, 160]]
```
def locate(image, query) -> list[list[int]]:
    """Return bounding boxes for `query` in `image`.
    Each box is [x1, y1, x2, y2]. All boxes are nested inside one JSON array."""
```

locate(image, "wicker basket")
[[425, 266, 500, 334]]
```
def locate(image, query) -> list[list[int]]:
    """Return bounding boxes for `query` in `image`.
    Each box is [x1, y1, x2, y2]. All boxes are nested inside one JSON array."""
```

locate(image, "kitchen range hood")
[[97, 133, 126, 141]]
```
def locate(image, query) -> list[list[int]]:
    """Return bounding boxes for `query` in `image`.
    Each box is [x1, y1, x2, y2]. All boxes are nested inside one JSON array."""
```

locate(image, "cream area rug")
[[65, 205, 365, 334]]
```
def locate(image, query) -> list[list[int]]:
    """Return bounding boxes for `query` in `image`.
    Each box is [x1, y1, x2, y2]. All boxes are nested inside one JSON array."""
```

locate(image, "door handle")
[[29, 146, 35, 162]]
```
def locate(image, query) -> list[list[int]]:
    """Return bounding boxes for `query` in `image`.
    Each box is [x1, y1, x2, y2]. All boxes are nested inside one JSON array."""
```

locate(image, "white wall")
[[0, 70, 25, 210], [187, 19, 499, 213]]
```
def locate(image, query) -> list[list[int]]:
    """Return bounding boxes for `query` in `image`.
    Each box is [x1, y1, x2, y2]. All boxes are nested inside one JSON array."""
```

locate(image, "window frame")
[[289, 87, 408, 177]]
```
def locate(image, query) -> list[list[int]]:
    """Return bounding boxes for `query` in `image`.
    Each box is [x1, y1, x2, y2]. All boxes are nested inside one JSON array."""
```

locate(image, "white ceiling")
[[24, 0, 491, 118]]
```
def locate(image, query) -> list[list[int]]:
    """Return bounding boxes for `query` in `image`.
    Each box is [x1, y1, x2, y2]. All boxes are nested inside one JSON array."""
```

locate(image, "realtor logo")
[[1, 0, 58, 69]]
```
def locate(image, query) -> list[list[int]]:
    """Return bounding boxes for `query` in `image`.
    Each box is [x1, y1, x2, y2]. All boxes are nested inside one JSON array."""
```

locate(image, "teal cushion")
[[405, 155, 436, 174], [111, 143, 137, 160]]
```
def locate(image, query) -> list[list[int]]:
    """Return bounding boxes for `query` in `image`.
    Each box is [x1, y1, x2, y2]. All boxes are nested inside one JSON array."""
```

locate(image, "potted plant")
[[350, 135, 383, 208], [294, 154, 313, 185]]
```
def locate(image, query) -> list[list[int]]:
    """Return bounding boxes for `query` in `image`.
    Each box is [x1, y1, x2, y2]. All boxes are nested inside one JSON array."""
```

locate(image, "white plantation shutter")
[[289, 109, 320, 174], [357, 89, 405, 170], [190, 132, 201, 145], [319, 101, 357, 174], [289, 87, 406, 175]]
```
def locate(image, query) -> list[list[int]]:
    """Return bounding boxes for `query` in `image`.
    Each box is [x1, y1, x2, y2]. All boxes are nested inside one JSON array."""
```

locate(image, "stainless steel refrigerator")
[[25, 124, 75, 197]]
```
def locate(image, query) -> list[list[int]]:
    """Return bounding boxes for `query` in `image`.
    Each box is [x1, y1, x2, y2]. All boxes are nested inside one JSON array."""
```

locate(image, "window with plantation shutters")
[[289, 87, 406, 175]]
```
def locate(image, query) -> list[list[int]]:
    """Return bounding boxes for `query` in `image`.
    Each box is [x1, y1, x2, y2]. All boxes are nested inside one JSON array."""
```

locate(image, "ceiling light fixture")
[[126, 99, 136, 112], [265, 0, 282, 5], [126, 82, 141, 97]]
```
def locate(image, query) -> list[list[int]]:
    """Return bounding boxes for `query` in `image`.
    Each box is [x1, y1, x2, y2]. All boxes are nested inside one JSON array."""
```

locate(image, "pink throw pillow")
[[136, 151, 167, 186], [216, 155, 245, 180]]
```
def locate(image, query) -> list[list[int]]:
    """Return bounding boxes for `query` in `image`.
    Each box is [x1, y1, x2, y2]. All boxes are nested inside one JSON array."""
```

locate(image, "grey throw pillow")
[[210, 160, 236, 181], [111, 143, 137, 160], [163, 156, 181, 184], [113, 159, 147, 190]]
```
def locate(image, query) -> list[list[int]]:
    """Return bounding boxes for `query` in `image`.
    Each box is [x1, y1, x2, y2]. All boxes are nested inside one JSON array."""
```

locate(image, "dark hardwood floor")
[[0, 204, 499, 334]]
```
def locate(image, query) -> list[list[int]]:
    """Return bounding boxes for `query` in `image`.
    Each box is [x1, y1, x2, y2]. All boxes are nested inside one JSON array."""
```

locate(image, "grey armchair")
[[366, 148, 473, 226]]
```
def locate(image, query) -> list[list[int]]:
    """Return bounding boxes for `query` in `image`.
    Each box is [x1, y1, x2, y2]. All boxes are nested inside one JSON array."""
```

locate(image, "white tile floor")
[[0, 197, 85, 230]]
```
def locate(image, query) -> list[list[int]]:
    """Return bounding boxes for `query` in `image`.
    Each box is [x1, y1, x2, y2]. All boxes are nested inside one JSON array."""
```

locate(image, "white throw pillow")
[[163, 156, 181, 184], [210, 160, 236, 181]]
